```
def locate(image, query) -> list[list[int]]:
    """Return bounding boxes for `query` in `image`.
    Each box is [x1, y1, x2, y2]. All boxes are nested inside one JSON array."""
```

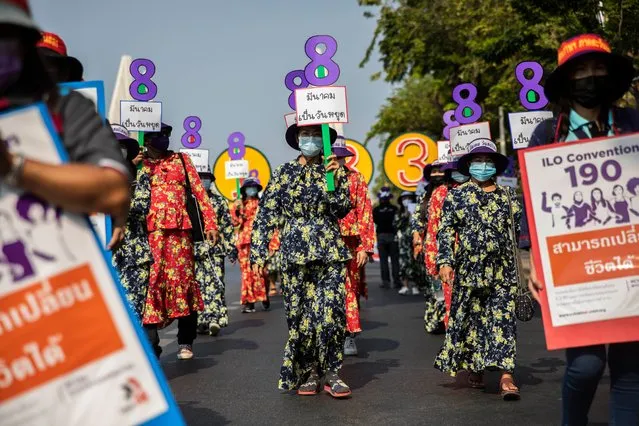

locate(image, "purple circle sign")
[[181, 116, 202, 149], [516, 61, 549, 110], [129, 58, 158, 101]]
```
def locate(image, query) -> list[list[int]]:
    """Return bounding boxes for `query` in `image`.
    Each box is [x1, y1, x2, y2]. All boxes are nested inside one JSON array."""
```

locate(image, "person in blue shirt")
[[524, 34, 639, 425]]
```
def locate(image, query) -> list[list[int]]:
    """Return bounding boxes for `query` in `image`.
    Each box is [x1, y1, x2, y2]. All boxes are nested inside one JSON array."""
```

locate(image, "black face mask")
[[429, 176, 445, 187], [569, 75, 613, 109]]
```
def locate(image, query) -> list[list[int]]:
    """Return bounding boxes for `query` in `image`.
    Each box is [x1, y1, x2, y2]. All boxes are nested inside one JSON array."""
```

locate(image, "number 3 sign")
[[383, 133, 438, 191], [344, 139, 374, 184]]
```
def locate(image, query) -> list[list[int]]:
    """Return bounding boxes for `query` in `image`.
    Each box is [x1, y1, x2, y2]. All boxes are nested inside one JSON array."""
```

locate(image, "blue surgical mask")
[[468, 161, 497, 182], [451, 171, 469, 183], [201, 178, 212, 189], [245, 187, 258, 197], [299, 136, 323, 157]]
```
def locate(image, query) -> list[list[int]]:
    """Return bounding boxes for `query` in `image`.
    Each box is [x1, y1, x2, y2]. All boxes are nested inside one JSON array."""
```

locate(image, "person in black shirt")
[[372, 186, 401, 288]]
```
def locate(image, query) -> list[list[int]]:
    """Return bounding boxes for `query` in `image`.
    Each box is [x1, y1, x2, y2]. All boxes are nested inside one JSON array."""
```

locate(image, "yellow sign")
[[344, 139, 374, 184], [213, 146, 271, 200], [383, 132, 438, 191]]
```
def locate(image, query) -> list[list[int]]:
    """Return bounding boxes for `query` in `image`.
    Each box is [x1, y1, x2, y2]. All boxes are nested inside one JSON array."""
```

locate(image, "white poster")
[[0, 104, 182, 425], [449, 122, 491, 156], [179, 149, 209, 173], [509, 111, 554, 150], [284, 112, 296, 128], [225, 160, 249, 179], [120, 101, 162, 132], [294, 86, 348, 126], [437, 140, 453, 163]]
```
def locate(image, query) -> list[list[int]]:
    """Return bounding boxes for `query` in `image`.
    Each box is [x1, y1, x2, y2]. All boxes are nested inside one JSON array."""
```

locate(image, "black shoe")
[[242, 303, 256, 313], [196, 324, 209, 335], [380, 282, 390, 289], [262, 299, 271, 311]]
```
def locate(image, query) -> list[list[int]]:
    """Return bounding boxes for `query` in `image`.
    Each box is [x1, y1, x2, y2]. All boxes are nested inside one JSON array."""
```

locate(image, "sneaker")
[[344, 336, 358, 356], [177, 344, 194, 360], [262, 299, 271, 311], [398, 286, 410, 295], [411, 287, 421, 296], [209, 322, 221, 336], [242, 303, 256, 313], [196, 324, 208, 335]]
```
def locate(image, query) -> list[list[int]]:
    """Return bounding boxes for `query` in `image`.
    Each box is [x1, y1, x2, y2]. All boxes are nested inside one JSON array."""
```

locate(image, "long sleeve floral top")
[[268, 229, 281, 255], [339, 168, 375, 254], [410, 192, 428, 243], [209, 192, 237, 261], [250, 159, 352, 269], [231, 198, 259, 247], [144, 153, 217, 233], [424, 185, 449, 276], [437, 182, 522, 288]]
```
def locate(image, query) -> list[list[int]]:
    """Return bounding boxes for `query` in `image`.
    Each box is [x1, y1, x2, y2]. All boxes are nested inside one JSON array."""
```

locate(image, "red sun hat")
[[544, 34, 635, 103], [37, 31, 84, 82], [0, 0, 40, 40]]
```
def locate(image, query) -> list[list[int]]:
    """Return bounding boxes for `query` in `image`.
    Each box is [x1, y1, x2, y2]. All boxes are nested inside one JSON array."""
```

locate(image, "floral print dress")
[[434, 182, 521, 375], [338, 168, 375, 334], [250, 159, 352, 390], [394, 208, 421, 284], [196, 192, 237, 330]]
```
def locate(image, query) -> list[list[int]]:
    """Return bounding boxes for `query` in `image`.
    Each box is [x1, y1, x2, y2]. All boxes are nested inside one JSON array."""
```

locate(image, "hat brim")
[[332, 146, 355, 158], [0, 4, 40, 40], [38, 48, 84, 82], [285, 123, 338, 150], [545, 52, 635, 103], [457, 151, 509, 176], [198, 172, 215, 182], [118, 137, 140, 160], [240, 182, 263, 197]]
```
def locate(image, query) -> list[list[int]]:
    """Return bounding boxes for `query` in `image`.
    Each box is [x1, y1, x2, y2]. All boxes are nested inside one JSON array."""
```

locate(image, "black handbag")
[[506, 188, 535, 322], [178, 153, 205, 242]]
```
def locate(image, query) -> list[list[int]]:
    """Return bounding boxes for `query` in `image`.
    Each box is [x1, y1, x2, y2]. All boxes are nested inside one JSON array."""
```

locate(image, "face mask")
[[429, 176, 445, 186], [569, 75, 613, 109], [0, 40, 22, 93], [245, 187, 258, 197], [451, 171, 469, 183], [299, 136, 322, 157], [201, 178, 212, 189], [469, 161, 497, 182], [148, 135, 170, 151]]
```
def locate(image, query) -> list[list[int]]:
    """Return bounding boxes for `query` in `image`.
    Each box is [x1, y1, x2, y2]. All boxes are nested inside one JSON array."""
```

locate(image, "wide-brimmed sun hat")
[[111, 124, 140, 160], [457, 138, 509, 176], [332, 136, 355, 158], [37, 31, 84, 82], [285, 123, 338, 150], [544, 34, 635, 103], [0, 0, 40, 40], [378, 186, 393, 200], [240, 177, 263, 197]]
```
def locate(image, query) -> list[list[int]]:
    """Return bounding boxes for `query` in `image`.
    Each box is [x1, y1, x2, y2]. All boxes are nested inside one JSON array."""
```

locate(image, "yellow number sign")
[[212, 146, 272, 200], [383, 132, 438, 191], [344, 139, 374, 184]]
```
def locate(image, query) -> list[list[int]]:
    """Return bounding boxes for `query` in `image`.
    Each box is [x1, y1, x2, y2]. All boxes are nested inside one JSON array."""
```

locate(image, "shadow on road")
[[162, 357, 217, 381], [222, 318, 266, 335], [354, 337, 400, 358], [342, 358, 401, 390], [359, 319, 389, 332], [196, 337, 259, 357], [178, 401, 230, 426]]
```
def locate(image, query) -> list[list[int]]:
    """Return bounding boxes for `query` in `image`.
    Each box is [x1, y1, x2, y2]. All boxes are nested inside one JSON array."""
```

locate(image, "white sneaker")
[[344, 336, 358, 356], [411, 287, 421, 295], [209, 322, 221, 336], [177, 344, 194, 360], [398, 286, 410, 295]]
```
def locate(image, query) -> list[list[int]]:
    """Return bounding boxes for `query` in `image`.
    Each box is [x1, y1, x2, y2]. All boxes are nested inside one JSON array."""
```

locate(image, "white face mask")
[[299, 136, 323, 157], [245, 187, 259, 197]]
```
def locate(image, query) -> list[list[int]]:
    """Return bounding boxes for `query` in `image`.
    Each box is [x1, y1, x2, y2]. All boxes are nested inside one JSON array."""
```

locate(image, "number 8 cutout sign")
[[383, 133, 438, 191]]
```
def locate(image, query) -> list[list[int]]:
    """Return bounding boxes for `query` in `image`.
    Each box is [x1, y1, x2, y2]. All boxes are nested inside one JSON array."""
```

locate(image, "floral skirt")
[[424, 276, 445, 333], [194, 241, 229, 328], [279, 261, 347, 390], [143, 229, 203, 327], [434, 280, 517, 375], [238, 244, 267, 305], [343, 236, 364, 334]]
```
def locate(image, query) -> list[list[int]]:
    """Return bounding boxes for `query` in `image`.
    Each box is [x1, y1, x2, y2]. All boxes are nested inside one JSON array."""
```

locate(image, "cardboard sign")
[[179, 149, 209, 173], [519, 133, 639, 350], [449, 122, 491, 156], [509, 111, 554, 149], [437, 140, 453, 163], [0, 104, 183, 425], [284, 112, 297, 128], [225, 160, 250, 179], [294, 86, 348, 126], [59, 81, 107, 119], [383, 133, 438, 192], [120, 101, 162, 132]]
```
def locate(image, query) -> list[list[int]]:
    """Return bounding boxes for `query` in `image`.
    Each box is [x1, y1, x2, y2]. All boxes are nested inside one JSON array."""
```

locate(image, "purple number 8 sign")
[[516, 61, 549, 110], [227, 132, 246, 160], [129, 58, 158, 101], [181, 116, 202, 149], [285, 70, 309, 110], [304, 35, 340, 87]]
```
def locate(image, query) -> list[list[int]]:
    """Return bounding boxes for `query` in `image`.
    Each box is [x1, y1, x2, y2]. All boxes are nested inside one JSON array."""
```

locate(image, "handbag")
[[506, 188, 535, 322], [178, 153, 205, 242]]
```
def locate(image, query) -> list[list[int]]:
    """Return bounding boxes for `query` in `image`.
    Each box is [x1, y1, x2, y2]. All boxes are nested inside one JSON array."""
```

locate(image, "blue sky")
[[31, 0, 391, 176]]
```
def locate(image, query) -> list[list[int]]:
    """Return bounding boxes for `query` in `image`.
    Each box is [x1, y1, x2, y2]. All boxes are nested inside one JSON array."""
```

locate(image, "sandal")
[[500, 374, 521, 401], [323, 372, 352, 399], [467, 372, 485, 389], [297, 373, 321, 396]]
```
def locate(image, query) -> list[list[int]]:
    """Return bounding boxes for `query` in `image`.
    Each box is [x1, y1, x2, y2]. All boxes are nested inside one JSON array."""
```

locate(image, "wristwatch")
[[3, 153, 25, 187]]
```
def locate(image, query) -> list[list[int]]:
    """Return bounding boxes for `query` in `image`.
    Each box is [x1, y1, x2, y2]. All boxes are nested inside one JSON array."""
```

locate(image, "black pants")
[[144, 311, 198, 357], [377, 233, 400, 287]]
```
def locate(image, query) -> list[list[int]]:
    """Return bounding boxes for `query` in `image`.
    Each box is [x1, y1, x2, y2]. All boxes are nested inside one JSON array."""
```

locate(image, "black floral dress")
[[250, 159, 352, 390], [434, 182, 521, 375], [394, 210, 421, 283], [195, 192, 237, 330]]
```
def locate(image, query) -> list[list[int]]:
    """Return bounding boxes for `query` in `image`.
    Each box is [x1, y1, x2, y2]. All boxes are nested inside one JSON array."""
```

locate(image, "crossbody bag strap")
[[505, 187, 525, 294]]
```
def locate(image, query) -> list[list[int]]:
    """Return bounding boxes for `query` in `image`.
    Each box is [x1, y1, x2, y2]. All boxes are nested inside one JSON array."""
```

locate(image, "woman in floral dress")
[[232, 177, 268, 313], [250, 123, 352, 398], [395, 191, 420, 296], [435, 139, 521, 400], [195, 171, 237, 336], [141, 124, 218, 360]]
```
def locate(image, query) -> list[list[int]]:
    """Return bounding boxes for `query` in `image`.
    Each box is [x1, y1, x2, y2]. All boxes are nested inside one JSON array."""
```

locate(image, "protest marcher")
[[0, 1, 129, 242], [36, 31, 83, 83], [395, 191, 421, 295], [373, 187, 400, 289], [195, 170, 236, 336], [232, 177, 268, 313], [250, 123, 352, 398], [435, 139, 522, 401], [139, 124, 218, 360], [334, 138, 375, 356], [411, 163, 444, 270], [525, 34, 639, 424]]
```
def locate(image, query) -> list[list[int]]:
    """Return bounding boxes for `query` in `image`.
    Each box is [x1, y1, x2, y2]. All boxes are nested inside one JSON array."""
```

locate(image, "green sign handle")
[[235, 178, 241, 199], [137, 131, 144, 170], [316, 65, 335, 192]]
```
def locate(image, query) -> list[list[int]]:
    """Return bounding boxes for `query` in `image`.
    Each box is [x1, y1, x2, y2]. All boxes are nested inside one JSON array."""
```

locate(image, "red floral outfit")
[[338, 169, 375, 334], [232, 198, 267, 304], [142, 153, 217, 327]]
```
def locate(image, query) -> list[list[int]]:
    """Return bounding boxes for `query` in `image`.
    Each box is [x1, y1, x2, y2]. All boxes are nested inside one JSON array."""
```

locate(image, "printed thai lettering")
[[584, 255, 635, 276], [0, 334, 65, 389], [519, 116, 546, 126], [552, 226, 639, 255], [306, 91, 336, 102]]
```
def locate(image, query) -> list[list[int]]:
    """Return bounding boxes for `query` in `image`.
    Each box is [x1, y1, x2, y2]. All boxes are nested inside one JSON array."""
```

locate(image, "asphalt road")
[[158, 262, 610, 426]]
